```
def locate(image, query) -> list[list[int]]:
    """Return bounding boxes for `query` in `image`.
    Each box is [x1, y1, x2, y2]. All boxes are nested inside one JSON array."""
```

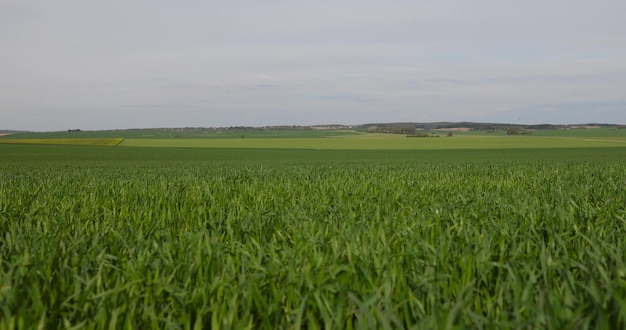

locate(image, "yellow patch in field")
[[0, 138, 124, 146]]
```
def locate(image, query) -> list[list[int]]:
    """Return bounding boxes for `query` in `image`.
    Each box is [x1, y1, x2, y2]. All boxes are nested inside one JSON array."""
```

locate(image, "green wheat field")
[[1, 129, 626, 328]]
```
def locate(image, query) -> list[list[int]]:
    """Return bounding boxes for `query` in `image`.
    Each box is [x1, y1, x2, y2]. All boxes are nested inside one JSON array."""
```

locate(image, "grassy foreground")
[[1, 144, 626, 328]]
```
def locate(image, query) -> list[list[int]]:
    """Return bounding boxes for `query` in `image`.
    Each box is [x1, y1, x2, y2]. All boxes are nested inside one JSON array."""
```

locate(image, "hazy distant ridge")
[[357, 122, 625, 131]]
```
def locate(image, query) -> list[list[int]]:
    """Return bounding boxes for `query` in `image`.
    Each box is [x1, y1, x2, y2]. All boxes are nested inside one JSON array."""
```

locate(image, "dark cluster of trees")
[[406, 133, 439, 138], [506, 128, 532, 135]]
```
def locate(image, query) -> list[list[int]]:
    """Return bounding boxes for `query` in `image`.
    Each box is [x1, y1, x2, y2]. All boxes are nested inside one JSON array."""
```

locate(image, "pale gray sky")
[[2, 0, 625, 131]]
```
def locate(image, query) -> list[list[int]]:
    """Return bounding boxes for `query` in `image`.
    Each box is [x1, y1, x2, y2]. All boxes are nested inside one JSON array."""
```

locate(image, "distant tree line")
[[358, 122, 623, 134], [506, 128, 532, 135]]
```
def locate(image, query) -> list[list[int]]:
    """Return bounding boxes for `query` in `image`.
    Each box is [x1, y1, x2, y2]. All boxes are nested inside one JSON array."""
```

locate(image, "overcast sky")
[[2, 0, 625, 131]]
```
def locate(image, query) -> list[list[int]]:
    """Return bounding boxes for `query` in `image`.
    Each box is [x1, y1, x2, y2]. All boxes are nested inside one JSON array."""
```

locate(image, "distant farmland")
[[118, 134, 626, 149]]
